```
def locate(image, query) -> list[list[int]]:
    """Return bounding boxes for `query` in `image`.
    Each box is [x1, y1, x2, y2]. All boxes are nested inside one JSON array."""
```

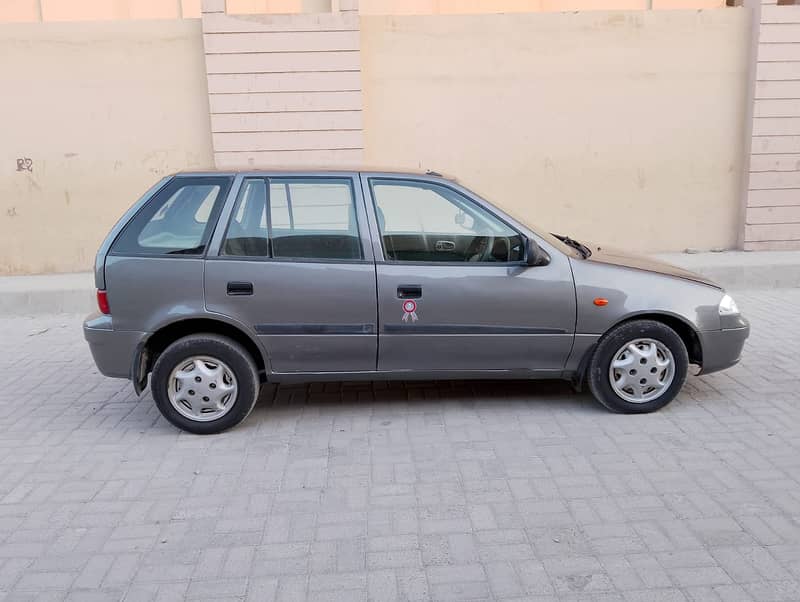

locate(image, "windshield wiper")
[[553, 234, 592, 259]]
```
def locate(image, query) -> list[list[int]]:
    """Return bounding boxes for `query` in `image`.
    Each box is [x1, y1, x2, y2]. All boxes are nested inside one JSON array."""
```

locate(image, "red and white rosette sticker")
[[401, 299, 418, 323]]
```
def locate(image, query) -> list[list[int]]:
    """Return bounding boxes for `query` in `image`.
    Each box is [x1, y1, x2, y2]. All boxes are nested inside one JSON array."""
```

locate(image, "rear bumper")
[[83, 313, 147, 379], [697, 318, 750, 375]]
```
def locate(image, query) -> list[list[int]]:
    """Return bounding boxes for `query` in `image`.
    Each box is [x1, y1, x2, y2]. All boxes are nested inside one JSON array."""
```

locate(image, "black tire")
[[151, 334, 260, 434], [588, 319, 689, 414]]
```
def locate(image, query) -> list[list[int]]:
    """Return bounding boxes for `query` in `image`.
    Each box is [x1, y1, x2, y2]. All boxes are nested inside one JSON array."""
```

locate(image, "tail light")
[[97, 289, 111, 315]]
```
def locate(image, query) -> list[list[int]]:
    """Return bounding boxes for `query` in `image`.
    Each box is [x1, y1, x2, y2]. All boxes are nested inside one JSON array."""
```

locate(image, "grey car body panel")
[[84, 169, 749, 390], [697, 325, 749, 374], [205, 260, 378, 373], [569, 257, 725, 335], [373, 262, 575, 372], [581, 243, 721, 290], [84, 313, 147, 379], [103, 255, 270, 382], [104, 256, 209, 333]]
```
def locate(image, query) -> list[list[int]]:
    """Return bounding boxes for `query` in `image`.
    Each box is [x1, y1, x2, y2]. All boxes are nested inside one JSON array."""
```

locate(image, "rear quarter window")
[[111, 177, 232, 256]]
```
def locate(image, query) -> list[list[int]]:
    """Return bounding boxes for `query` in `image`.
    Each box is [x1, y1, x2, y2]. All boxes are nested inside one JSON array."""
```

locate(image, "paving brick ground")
[[1, 288, 799, 601]]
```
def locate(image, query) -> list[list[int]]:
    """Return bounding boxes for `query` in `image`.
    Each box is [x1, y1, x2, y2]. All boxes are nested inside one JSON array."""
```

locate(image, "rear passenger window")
[[112, 177, 231, 256], [270, 179, 361, 260], [222, 177, 362, 261]]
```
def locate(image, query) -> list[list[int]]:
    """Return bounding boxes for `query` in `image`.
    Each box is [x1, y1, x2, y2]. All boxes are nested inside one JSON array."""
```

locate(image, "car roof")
[[171, 167, 455, 180]]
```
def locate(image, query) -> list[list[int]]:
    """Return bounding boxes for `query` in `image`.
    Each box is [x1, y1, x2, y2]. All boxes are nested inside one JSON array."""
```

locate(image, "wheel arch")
[[132, 317, 268, 394], [574, 311, 703, 389], [609, 312, 703, 367]]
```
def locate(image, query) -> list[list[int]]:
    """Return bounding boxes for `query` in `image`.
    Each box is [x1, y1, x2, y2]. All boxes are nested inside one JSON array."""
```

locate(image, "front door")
[[364, 176, 576, 374], [205, 175, 377, 374]]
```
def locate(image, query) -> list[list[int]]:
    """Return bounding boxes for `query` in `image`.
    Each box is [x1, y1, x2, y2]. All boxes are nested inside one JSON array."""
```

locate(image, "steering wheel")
[[466, 236, 495, 262], [493, 236, 512, 262]]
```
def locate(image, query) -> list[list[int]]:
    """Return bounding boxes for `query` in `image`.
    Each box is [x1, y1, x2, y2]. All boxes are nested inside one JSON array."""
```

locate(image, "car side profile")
[[84, 170, 749, 434]]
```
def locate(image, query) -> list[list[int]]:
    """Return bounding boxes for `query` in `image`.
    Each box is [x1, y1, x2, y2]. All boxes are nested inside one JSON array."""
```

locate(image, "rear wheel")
[[588, 320, 689, 413], [151, 334, 259, 434]]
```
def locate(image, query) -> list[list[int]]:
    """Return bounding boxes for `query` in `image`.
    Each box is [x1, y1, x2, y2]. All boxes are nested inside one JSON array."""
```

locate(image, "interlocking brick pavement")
[[1, 289, 799, 601]]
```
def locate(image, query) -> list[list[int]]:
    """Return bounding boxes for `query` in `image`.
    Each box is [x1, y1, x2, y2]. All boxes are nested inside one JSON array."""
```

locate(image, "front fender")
[[570, 258, 724, 335]]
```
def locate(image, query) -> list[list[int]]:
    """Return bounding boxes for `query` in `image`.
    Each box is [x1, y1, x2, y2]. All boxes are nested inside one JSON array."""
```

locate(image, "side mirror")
[[525, 238, 550, 267], [455, 211, 474, 230]]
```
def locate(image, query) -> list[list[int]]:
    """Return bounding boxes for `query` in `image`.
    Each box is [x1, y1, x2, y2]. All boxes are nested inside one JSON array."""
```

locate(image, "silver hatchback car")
[[84, 170, 749, 434]]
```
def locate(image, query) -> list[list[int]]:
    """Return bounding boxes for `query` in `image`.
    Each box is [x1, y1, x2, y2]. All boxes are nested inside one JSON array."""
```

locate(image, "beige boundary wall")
[[0, 0, 726, 22], [362, 11, 752, 254], [0, 0, 202, 21], [0, 20, 214, 274], [0, 4, 761, 273]]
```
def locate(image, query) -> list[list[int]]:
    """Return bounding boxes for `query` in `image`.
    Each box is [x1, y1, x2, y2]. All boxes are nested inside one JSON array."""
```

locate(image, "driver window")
[[370, 179, 523, 263]]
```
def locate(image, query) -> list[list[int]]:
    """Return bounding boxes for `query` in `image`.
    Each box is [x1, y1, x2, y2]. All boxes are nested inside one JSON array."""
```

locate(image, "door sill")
[[269, 368, 564, 383]]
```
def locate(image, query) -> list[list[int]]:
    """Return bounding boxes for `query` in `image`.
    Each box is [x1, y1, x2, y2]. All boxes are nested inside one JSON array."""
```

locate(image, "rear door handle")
[[227, 281, 253, 296], [397, 285, 422, 299], [435, 240, 456, 252]]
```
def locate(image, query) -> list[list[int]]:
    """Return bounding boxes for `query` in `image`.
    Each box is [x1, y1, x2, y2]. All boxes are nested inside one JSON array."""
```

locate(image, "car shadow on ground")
[[251, 378, 602, 414]]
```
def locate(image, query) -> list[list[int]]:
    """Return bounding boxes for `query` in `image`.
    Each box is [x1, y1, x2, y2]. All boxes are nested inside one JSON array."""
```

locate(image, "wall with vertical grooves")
[[201, 0, 363, 168], [746, 4, 800, 250]]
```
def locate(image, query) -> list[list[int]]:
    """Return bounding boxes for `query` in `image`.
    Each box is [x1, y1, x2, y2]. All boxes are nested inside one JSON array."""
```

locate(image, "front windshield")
[[456, 178, 581, 258]]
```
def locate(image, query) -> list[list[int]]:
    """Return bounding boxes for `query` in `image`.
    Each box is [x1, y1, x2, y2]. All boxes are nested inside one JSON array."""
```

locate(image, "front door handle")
[[397, 285, 422, 299], [227, 281, 253, 296], [435, 240, 456, 252]]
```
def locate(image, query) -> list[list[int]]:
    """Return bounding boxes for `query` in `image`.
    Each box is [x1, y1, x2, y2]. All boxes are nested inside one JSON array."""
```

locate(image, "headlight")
[[719, 294, 740, 316]]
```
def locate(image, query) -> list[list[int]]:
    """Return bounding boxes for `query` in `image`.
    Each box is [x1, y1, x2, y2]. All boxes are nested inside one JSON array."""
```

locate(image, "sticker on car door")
[[401, 300, 419, 323]]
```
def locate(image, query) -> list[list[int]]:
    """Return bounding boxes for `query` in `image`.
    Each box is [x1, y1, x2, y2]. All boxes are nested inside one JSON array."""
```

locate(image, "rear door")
[[205, 174, 377, 374], [363, 175, 576, 374]]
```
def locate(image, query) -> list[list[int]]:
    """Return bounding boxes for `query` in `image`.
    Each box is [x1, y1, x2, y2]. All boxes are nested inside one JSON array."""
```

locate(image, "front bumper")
[[697, 316, 750, 375], [83, 313, 147, 379]]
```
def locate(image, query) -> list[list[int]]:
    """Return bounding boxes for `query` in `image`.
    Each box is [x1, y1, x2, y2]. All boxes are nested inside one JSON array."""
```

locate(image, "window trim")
[[218, 175, 365, 263], [367, 177, 527, 266], [219, 176, 270, 261], [109, 176, 233, 259]]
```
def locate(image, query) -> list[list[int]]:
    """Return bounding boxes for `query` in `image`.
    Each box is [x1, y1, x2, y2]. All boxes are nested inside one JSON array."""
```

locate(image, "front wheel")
[[588, 320, 689, 414], [151, 334, 260, 434]]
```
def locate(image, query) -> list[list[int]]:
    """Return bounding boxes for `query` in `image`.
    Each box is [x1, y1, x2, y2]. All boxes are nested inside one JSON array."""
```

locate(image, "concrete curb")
[[1, 251, 798, 316], [655, 250, 800, 290], [0, 272, 94, 316]]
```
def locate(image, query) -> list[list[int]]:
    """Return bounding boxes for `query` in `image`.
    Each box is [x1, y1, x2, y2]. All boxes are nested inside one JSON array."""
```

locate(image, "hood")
[[581, 242, 722, 289]]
